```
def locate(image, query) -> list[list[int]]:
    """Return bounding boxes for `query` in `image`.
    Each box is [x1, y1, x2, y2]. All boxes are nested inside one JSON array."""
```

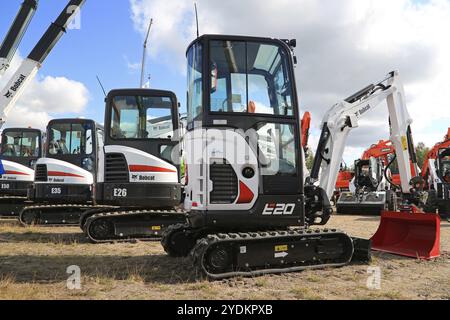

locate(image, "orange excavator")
[[362, 140, 401, 186], [422, 128, 450, 217], [301, 111, 311, 152]]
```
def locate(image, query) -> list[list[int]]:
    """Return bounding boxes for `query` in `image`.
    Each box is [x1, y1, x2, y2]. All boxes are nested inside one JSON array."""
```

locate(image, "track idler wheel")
[[21, 209, 39, 225], [89, 218, 114, 240], [162, 224, 197, 257], [204, 244, 232, 274]]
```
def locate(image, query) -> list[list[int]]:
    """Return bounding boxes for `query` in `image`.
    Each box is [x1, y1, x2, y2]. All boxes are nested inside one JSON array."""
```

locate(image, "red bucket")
[[371, 207, 440, 259]]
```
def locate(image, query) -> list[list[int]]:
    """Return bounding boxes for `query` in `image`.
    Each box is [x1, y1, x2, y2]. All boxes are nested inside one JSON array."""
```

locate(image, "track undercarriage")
[[19, 204, 115, 226], [83, 208, 187, 243], [0, 196, 31, 218], [162, 223, 371, 280]]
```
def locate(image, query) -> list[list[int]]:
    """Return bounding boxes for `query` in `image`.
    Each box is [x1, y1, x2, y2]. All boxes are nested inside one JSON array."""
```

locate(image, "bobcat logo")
[[4, 91, 12, 98]]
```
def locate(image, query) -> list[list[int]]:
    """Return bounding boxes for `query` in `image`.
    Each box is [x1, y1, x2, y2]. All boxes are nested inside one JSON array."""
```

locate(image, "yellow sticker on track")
[[275, 245, 288, 252], [151, 226, 162, 231]]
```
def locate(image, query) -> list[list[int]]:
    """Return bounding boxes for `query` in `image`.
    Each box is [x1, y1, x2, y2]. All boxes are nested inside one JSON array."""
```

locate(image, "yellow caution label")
[[275, 245, 288, 252], [401, 136, 408, 151], [151, 226, 162, 231]]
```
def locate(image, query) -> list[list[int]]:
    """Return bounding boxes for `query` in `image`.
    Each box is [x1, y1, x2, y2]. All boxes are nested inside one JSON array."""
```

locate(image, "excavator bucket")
[[371, 207, 440, 259]]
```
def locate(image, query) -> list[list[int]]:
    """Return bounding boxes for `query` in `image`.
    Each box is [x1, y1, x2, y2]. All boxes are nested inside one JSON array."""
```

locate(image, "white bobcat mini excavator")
[[308, 71, 440, 259], [0, 0, 38, 78], [0, 127, 43, 217], [19, 118, 106, 225], [81, 89, 186, 242]]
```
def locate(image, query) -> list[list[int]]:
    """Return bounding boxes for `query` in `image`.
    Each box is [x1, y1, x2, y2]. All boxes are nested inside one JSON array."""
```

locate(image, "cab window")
[[209, 40, 294, 116], [110, 95, 174, 140]]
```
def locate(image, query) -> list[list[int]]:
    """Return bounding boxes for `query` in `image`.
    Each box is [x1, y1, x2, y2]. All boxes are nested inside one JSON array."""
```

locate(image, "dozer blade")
[[371, 207, 440, 259]]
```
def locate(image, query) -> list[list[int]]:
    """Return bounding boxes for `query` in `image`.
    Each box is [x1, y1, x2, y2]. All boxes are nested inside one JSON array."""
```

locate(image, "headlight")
[[82, 158, 94, 171]]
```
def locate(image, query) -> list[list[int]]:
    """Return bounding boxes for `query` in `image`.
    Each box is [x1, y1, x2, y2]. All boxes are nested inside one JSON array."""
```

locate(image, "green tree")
[[305, 149, 315, 171], [415, 142, 430, 169]]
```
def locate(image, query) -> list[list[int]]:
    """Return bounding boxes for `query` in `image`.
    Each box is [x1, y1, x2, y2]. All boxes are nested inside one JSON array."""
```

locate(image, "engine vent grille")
[[105, 153, 129, 183], [35, 164, 48, 182], [210, 160, 238, 204]]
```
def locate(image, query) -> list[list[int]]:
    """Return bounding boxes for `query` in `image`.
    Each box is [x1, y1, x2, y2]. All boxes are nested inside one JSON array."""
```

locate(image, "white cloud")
[[129, 0, 450, 163], [0, 53, 89, 130], [124, 55, 141, 73]]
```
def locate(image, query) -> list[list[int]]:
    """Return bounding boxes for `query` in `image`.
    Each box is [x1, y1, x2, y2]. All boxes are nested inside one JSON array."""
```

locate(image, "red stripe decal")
[[129, 165, 176, 173], [237, 181, 254, 204], [47, 171, 84, 178], [5, 170, 30, 176]]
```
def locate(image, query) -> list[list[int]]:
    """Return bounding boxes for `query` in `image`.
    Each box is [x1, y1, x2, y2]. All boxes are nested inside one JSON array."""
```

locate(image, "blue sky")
[[0, 0, 186, 124]]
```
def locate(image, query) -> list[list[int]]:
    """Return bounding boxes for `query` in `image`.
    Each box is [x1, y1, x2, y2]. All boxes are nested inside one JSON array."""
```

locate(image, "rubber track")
[[19, 204, 114, 226], [85, 209, 186, 243], [191, 228, 354, 279]]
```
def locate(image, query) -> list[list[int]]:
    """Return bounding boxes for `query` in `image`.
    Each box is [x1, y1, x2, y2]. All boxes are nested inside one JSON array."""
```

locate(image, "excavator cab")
[[0, 128, 42, 215], [184, 35, 306, 228], [354, 158, 384, 192], [33, 118, 102, 203], [100, 89, 181, 208], [438, 148, 450, 183]]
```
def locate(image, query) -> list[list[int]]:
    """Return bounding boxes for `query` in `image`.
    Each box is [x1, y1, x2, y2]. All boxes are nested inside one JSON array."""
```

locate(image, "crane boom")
[[309, 71, 419, 199], [0, 0, 38, 77], [0, 0, 86, 129]]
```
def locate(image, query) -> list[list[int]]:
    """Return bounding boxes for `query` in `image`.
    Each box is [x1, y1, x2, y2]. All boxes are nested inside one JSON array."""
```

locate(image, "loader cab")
[[185, 35, 304, 228], [44, 119, 102, 175], [0, 128, 43, 167]]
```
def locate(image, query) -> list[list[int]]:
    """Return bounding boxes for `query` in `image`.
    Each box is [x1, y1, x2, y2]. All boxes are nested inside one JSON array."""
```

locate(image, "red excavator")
[[362, 139, 406, 186], [301, 112, 311, 152], [334, 166, 354, 204]]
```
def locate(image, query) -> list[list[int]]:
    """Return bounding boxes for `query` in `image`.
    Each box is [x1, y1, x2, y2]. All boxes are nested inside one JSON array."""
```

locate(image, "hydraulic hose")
[[385, 154, 400, 190]]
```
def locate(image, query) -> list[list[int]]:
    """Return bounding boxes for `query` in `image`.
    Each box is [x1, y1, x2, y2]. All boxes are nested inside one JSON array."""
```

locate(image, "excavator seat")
[[371, 206, 440, 259]]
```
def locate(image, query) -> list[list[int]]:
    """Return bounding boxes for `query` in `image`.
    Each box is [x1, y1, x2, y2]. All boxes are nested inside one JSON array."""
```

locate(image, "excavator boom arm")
[[310, 71, 419, 199], [0, 0, 85, 129], [0, 0, 38, 76]]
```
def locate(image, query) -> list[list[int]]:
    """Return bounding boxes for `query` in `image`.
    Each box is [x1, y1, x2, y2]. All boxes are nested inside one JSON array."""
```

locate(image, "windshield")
[[48, 122, 93, 155], [1, 130, 40, 157], [110, 95, 174, 139], [209, 40, 293, 116]]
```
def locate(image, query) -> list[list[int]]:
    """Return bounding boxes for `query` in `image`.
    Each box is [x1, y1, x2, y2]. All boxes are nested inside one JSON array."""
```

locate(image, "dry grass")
[[0, 215, 449, 300]]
